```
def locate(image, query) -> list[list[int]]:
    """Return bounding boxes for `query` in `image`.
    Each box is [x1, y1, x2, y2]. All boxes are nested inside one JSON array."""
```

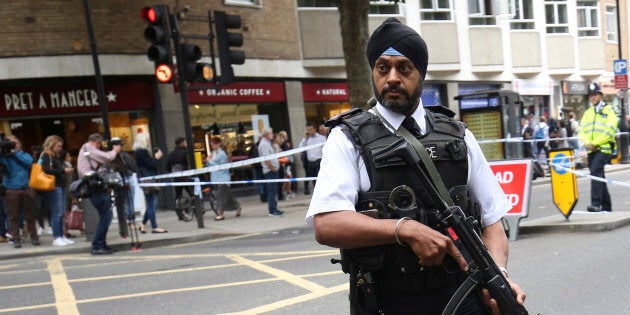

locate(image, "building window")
[[606, 5, 618, 42], [545, 0, 568, 33], [297, 0, 337, 7], [369, 0, 400, 15], [297, 0, 400, 14], [468, 0, 496, 25], [577, 1, 600, 37], [420, 0, 453, 21], [509, 0, 534, 29], [224, 0, 262, 7]]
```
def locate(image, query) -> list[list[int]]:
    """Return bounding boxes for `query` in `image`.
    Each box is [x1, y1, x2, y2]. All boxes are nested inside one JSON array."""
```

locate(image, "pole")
[[616, 0, 630, 163], [82, 0, 111, 140], [170, 11, 204, 228]]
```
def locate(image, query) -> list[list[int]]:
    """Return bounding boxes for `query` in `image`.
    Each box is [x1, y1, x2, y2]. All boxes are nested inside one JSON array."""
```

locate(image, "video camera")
[[0, 133, 15, 157], [108, 137, 123, 148]]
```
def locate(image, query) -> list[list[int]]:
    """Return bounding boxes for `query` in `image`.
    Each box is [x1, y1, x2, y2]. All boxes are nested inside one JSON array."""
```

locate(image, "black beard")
[[373, 82, 423, 115]]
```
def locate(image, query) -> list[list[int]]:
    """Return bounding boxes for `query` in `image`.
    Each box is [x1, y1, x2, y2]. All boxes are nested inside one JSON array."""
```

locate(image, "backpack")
[[534, 127, 545, 139], [565, 120, 574, 138]]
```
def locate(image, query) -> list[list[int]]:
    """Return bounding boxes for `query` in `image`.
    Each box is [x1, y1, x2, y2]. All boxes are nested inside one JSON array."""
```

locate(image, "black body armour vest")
[[326, 107, 480, 289]]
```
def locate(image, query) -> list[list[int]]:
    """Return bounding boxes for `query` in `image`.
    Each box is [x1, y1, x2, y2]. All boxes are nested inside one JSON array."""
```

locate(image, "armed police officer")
[[580, 83, 618, 212], [307, 18, 525, 314]]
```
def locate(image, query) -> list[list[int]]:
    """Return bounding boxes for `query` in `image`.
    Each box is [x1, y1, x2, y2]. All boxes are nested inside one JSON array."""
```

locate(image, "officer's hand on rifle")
[[397, 220, 468, 271], [481, 277, 527, 314]]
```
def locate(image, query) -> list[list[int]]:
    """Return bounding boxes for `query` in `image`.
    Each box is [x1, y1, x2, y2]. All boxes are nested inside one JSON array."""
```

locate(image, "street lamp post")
[[616, 0, 630, 163]]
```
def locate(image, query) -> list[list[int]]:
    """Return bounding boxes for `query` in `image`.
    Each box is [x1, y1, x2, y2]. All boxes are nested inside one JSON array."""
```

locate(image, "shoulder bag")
[[29, 153, 55, 192]]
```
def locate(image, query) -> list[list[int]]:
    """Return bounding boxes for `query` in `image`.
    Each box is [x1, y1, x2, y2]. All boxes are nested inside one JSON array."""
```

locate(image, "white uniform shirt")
[[299, 133, 327, 161], [306, 103, 511, 228]]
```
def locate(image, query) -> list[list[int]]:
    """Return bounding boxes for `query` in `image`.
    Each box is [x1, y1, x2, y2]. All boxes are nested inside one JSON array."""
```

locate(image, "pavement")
[[2, 162, 630, 260]]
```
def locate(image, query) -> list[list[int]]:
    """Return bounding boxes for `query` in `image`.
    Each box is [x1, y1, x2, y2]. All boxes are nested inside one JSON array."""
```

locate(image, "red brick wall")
[[0, 0, 300, 60]]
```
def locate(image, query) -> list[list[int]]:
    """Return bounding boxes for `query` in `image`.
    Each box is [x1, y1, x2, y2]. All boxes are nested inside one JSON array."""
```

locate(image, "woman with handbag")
[[134, 132, 167, 233], [205, 137, 241, 221], [41, 135, 75, 247]]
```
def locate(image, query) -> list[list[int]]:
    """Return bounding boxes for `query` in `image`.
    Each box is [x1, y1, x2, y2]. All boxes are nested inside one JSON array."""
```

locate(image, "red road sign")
[[488, 160, 532, 217]]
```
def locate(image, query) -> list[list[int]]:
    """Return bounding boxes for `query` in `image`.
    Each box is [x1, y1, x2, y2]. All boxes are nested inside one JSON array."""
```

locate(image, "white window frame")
[[545, 0, 569, 34], [577, 1, 600, 37], [420, 0, 454, 21], [369, 0, 402, 15], [224, 0, 262, 8], [509, 0, 534, 29], [605, 5, 618, 43], [468, 0, 497, 25]]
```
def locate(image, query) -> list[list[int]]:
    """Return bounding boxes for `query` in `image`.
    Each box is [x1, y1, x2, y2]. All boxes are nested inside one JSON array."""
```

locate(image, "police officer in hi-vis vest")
[[306, 18, 526, 314], [580, 83, 618, 212]]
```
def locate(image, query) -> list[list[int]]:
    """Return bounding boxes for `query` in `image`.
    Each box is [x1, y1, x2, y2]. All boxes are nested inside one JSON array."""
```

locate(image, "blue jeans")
[[43, 186, 66, 239], [264, 171, 279, 213], [89, 190, 112, 251], [143, 192, 158, 229]]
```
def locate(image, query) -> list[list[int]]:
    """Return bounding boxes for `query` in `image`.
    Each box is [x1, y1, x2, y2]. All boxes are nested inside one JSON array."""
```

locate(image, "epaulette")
[[425, 105, 456, 118], [325, 107, 364, 128]]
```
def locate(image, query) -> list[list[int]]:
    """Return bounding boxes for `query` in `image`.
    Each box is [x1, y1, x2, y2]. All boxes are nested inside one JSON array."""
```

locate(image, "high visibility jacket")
[[579, 102, 618, 154]]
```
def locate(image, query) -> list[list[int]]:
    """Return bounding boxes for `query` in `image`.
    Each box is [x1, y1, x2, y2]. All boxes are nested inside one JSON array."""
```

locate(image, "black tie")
[[401, 116, 422, 138]]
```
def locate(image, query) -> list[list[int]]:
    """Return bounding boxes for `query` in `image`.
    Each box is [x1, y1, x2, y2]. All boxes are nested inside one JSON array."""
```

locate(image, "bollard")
[[194, 195, 204, 228], [79, 197, 99, 242]]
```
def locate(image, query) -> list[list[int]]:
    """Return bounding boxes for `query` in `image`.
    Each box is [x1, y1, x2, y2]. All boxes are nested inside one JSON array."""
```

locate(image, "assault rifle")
[[381, 137, 528, 315]]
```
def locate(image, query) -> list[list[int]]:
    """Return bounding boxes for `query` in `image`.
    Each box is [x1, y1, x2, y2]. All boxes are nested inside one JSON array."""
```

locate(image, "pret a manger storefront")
[[0, 78, 156, 160]]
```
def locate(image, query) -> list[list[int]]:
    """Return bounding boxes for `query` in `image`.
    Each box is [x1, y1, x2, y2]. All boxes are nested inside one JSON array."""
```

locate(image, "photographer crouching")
[[77, 133, 121, 255], [0, 135, 39, 248]]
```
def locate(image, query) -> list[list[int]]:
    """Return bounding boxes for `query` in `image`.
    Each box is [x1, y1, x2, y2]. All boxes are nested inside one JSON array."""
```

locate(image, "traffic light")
[[214, 11, 245, 85], [181, 44, 201, 81], [142, 5, 174, 83]]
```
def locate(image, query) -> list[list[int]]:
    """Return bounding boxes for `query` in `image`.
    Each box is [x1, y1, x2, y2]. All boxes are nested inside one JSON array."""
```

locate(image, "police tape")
[[138, 177, 319, 187], [137, 176, 319, 198], [477, 131, 630, 144], [547, 161, 630, 188], [140, 142, 325, 182]]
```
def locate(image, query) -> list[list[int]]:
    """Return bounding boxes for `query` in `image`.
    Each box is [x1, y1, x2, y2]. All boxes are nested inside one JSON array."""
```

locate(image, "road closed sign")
[[488, 159, 532, 218]]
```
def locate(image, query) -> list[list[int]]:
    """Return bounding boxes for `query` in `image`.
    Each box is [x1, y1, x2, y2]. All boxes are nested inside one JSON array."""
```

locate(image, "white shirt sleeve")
[[465, 129, 511, 227], [305, 127, 368, 226]]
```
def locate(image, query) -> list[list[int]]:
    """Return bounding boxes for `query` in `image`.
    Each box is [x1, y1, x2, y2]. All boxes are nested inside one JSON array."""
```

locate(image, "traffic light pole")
[[82, 0, 111, 140], [616, 0, 630, 163], [170, 13, 205, 228]]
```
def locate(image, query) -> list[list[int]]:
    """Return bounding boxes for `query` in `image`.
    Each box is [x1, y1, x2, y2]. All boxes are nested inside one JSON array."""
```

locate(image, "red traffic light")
[[141, 6, 162, 24]]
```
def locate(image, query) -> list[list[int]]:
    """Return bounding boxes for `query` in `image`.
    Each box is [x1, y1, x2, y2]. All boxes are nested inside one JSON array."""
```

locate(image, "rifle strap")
[[372, 107, 454, 207]]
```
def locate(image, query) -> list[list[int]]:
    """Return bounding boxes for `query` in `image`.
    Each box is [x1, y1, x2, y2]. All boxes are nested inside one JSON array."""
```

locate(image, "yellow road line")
[[46, 258, 80, 315], [219, 283, 348, 315], [227, 254, 326, 292], [77, 277, 280, 304], [0, 303, 56, 313]]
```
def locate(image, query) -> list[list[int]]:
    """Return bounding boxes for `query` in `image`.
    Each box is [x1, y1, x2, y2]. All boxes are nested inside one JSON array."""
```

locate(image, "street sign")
[[549, 149, 578, 219], [615, 74, 628, 90], [489, 159, 532, 240], [489, 159, 532, 218], [614, 59, 627, 75]]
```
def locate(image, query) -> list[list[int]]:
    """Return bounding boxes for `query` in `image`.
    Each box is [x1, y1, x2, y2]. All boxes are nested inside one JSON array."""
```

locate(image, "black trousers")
[[304, 159, 321, 192], [588, 151, 612, 210]]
